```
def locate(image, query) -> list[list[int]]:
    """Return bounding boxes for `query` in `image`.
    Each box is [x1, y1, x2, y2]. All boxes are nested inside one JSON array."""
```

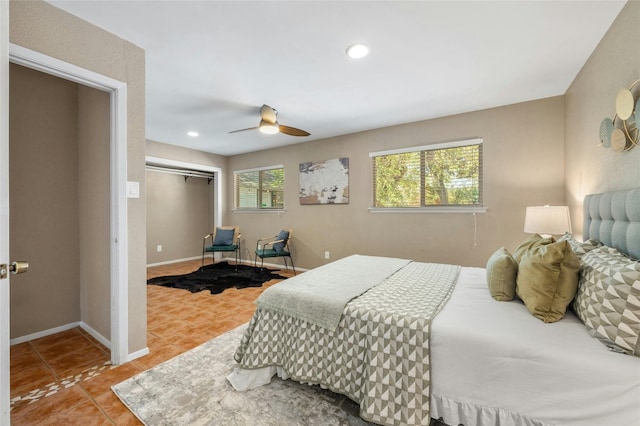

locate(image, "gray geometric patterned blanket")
[[234, 261, 461, 426]]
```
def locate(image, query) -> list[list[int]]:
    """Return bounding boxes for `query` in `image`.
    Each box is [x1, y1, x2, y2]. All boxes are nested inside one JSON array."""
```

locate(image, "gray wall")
[[9, 63, 112, 341], [227, 96, 566, 269], [78, 85, 111, 340], [10, 0, 147, 353], [9, 64, 81, 337], [145, 140, 228, 264], [146, 170, 214, 264], [565, 0, 640, 237], [143, 2, 638, 276]]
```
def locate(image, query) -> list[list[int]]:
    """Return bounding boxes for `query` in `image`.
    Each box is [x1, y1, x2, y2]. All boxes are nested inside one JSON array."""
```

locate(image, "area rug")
[[147, 261, 288, 294], [112, 324, 373, 425]]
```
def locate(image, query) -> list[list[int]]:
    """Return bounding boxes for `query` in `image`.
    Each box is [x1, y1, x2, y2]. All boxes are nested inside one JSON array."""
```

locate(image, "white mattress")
[[430, 267, 640, 426]]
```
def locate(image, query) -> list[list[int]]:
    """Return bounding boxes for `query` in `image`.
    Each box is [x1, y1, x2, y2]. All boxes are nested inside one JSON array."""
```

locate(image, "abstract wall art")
[[299, 158, 349, 205]]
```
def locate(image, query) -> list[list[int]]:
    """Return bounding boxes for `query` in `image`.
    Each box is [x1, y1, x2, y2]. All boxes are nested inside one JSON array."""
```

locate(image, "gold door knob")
[[10, 261, 29, 275]]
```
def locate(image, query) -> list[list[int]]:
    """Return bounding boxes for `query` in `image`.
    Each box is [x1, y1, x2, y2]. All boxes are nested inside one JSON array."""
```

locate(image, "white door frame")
[[1, 1, 11, 422], [7, 46, 129, 363]]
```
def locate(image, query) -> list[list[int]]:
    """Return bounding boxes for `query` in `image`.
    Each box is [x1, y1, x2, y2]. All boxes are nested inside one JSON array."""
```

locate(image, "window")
[[371, 139, 483, 209], [234, 166, 285, 210]]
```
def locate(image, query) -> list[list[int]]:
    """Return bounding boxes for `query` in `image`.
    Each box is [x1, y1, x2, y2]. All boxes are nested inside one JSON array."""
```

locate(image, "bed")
[[228, 188, 640, 426]]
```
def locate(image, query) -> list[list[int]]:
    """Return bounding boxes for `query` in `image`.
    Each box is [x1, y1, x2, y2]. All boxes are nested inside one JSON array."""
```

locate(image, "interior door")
[[1, 1, 11, 422]]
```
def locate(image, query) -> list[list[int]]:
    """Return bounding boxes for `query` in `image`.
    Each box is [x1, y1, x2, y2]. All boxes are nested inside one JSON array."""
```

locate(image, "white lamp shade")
[[524, 205, 572, 235]]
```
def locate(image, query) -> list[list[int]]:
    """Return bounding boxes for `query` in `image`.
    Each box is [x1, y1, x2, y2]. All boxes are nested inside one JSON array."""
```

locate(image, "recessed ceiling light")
[[187, 131, 199, 137], [346, 43, 369, 59]]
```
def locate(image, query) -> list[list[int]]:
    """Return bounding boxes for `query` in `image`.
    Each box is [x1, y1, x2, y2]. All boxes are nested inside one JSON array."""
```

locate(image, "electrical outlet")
[[324, 251, 330, 260], [157, 245, 162, 252]]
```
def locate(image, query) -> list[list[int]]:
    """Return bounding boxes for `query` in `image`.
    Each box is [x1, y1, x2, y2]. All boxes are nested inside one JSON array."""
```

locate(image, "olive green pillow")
[[486, 247, 518, 301], [516, 239, 580, 323], [513, 233, 554, 264]]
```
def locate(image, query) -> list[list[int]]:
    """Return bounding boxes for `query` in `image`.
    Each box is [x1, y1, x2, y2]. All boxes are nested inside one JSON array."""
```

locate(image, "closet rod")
[[145, 165, 215, 180]]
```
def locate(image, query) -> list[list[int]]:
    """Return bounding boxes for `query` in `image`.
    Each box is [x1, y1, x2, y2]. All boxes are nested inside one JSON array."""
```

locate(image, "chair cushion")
[[486, 247, 518, 301], [205, 244, 237, 253], [273, 230, 290, 252], [213, 228, 235, 246], [256, 248, 290, 258]]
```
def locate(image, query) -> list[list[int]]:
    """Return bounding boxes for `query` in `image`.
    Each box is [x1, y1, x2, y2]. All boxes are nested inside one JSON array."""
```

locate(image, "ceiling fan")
[[229, 104, 310, 137]]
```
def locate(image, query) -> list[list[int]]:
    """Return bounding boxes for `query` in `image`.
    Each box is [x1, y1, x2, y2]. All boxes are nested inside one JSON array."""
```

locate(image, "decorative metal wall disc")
[[599, 117, 614, 147], [616, 89, 634, 120], [600, 80, 639, 151], [611, 128, 627, 152]]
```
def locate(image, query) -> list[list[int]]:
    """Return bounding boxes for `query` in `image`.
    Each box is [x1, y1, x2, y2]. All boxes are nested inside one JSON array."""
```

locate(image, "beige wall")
[[147, 140, 228, 172], [565, 0, 640, 237], [9, 64, 81, 337], [227, 96, 566, 269], [146, 140, 229, 264], [10, 0, 147, 353], [146, 171, 214, 264], [78, 85, 111, 340]]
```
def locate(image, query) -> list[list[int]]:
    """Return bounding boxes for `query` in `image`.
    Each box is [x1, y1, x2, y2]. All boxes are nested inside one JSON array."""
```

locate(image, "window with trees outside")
[[371, 139, 483, 209], [234, 166, 285, 210]]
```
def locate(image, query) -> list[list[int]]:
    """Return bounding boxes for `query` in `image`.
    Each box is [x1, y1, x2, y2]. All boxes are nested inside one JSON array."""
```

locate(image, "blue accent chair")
[[202, 226, 241, 270], [254, 229, 296, 275]]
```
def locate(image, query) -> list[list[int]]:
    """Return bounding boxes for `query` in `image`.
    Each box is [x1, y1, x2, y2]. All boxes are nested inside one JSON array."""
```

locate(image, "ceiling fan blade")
[[260, 104, 277, 124], [229, 126, 258, 134], [279, 125, 310, 137]]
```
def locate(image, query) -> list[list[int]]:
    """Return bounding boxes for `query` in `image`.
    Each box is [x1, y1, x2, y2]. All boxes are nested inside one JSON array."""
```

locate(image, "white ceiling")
[[47, 0, 626, 156]]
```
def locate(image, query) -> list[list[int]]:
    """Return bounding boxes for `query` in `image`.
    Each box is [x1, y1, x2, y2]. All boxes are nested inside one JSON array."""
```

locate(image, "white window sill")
[[368, 206, 488, 214]]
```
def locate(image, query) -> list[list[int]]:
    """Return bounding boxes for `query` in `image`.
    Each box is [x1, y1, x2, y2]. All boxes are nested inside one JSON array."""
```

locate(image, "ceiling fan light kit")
[[259, 120, 279, 135], [230, 104, 310, 137]]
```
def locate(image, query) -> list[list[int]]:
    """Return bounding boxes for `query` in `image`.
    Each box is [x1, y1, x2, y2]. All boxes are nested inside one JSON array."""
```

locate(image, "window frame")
[[369, 138, 487, 213], [233, 165, 286, 212]]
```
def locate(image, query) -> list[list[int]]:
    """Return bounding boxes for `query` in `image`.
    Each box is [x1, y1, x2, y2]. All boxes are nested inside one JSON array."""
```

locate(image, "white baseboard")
[[10, 322, 81, 345], [125, 346, 149, 363], [10, 321, 112, 350], [146, 255, 202, 267], [248, 258, 307, 273], [150, 255, 307, 273], [79, 321, 111, 350]]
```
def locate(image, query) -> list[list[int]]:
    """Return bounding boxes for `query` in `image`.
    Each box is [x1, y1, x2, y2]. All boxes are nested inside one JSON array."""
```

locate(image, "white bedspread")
[[430, 267, 640, 426]]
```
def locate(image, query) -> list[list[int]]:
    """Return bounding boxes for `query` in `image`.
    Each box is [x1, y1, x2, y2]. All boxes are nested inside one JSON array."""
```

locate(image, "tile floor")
[[9, 259, 293, 425]]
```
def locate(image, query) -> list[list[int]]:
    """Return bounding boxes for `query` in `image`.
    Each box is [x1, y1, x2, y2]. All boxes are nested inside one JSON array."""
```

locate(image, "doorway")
[[2, 42, 129, 422], [9, 62, 111, 347]]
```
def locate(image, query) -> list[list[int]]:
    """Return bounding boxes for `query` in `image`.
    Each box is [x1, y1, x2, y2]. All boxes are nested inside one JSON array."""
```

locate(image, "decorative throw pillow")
[[557, 233, 602, 259], [513, 234, 555, 264], [486, 247, 518, 301], [573, 247, 640, 356], [213, 228, 235, 246], [272, 230, 289, 252], [516, 239, 580, 323]]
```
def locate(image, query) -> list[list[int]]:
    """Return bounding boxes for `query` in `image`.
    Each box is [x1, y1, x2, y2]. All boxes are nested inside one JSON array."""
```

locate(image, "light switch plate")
[[127, 181, 140, 198]]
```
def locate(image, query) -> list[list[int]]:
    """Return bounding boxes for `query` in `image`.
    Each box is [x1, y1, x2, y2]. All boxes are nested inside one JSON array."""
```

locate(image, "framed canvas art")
[[299, 158, 349, 205]]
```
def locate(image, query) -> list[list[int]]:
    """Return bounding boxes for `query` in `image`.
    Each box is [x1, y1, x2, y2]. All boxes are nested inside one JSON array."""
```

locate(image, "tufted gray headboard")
[[583, 188, 640, 260]]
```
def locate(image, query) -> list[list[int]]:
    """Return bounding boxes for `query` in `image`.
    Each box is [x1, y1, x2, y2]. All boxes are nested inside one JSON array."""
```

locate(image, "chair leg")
[[289, 255, 296, 275]]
